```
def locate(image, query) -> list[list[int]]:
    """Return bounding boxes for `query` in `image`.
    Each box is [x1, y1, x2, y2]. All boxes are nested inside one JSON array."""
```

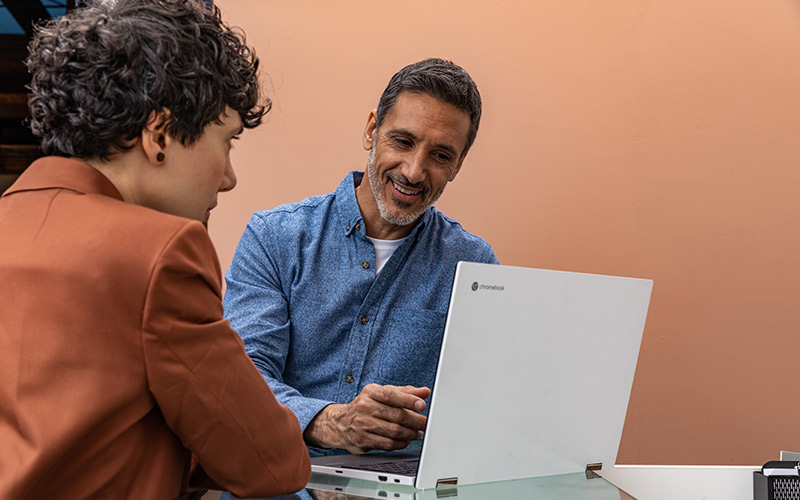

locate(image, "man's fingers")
[[320, 384, 431, 453], [364, 384, 430, 412], [350, 395, 427, 431], [360, 416, 422, 442], [340, 413, 418, 452], [397, 385, 432, 400]]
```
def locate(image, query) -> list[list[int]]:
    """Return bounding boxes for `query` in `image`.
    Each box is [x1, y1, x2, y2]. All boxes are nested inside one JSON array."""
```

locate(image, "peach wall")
[[210, 0, 800, 465]]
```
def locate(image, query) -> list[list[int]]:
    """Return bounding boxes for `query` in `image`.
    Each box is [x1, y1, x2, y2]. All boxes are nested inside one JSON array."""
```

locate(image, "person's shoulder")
[[87, 198, 212, 268], [108, 198, 202, 241], [428, 208, 490, 244], [424, 208, 497, 262], [69, 198, 213, 292], [256, 191, 334, 217], [247, 191, 336, 230]]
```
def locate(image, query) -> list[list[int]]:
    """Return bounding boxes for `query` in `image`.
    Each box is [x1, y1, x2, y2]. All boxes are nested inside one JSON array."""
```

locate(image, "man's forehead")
[[381, 93, 470, 148]]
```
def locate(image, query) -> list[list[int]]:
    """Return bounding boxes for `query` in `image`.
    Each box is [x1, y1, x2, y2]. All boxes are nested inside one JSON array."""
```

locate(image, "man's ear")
[[362, 109, 378, 151], [141, 109, 172, 164]]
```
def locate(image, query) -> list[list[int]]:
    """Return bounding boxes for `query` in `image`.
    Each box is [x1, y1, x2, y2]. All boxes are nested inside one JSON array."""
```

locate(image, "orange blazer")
[[0, 158, 310, 499]]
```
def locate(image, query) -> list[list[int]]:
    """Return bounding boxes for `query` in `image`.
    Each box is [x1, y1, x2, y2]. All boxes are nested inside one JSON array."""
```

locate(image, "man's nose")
[[402, 150, 427, 184]]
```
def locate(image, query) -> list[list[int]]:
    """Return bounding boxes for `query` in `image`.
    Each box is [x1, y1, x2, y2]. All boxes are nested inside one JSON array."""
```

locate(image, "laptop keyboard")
[[340, 459, 420, 476]]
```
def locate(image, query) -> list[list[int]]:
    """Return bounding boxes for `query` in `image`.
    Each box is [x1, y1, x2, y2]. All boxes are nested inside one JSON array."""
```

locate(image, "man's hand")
[[304, 384, 431, 454]]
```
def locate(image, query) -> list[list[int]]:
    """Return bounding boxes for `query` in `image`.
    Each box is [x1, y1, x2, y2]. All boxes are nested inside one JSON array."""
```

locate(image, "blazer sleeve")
[[140, 221, 310, 498]]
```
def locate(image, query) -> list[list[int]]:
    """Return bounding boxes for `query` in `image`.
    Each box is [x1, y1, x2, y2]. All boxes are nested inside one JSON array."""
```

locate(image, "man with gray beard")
[[223, 58, 498, 456]]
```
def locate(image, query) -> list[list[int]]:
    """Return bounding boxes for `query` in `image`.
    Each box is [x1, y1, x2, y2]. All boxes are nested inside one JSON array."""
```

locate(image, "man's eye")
[[394, 137, 412, 148], [435, 152, 452, 163]]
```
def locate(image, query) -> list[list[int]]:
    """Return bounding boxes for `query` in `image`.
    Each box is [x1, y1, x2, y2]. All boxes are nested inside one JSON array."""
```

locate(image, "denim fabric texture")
[[223, 171, 497, 456]]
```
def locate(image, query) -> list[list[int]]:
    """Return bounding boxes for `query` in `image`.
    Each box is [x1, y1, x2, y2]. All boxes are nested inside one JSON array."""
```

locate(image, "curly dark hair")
[[375, 58, 481, 158], [26, 0, 268, 158]]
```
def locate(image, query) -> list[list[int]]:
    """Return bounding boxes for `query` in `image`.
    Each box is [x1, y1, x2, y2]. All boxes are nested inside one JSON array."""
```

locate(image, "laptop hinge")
[[585, 462, 602, 479], [435, 477, 458, 498], [436, 477, 458, 487]]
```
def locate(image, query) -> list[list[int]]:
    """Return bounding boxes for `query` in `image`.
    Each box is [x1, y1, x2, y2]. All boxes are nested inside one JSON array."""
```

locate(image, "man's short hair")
[[26, 0, 267, 158], [375, 58, 482, 157]]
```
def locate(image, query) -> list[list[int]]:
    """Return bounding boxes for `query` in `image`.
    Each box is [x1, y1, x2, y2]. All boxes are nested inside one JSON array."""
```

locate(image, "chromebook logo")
[[471, 281, 504, 292]]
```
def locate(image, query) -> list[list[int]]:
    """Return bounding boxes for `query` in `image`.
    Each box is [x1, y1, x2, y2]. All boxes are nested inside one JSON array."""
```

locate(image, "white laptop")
[[310, 261, 653, 490]]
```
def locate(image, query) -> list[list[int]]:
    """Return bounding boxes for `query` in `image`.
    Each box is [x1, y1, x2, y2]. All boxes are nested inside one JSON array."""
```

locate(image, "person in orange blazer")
[[0, 1, 310, 499]]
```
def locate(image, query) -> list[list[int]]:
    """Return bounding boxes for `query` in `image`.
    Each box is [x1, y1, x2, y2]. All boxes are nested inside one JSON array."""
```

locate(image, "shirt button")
[[346, 225, 351, 231], [362, 261, 370, 269], [355, 223, 361, 231], [345, 374, 354, 383], [360, 316, 368, 325]]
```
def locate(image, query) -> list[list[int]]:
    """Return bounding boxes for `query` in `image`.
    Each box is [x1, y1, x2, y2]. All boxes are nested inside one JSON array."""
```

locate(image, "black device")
[[754, 461, 800, 500]]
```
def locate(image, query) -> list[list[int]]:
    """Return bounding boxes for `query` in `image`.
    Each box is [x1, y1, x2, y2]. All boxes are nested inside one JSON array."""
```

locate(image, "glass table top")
[[221, 471, 630, 500]]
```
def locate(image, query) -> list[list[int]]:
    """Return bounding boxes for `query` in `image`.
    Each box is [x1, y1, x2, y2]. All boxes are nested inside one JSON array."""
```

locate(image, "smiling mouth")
[[391, 179, 422, 196]]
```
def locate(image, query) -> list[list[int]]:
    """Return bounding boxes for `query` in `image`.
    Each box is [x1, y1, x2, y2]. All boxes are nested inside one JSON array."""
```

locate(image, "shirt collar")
[[3, 157, 124, 201], [334, 171, 365, 237]]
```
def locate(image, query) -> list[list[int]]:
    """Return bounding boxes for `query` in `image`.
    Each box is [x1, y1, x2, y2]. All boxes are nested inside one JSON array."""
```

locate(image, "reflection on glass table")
[[217, 471, 633, 500]]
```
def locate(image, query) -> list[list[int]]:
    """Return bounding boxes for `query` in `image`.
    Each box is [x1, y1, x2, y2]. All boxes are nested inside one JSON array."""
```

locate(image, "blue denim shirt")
[[223, 171, 497, 449]]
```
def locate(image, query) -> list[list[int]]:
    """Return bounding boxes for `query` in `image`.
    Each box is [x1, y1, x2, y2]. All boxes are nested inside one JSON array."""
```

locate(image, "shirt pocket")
[[377, 307, 447, 391]]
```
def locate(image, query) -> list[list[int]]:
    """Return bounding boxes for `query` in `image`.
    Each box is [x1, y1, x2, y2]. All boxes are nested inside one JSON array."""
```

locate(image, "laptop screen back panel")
[[415, 262, 653, 489]]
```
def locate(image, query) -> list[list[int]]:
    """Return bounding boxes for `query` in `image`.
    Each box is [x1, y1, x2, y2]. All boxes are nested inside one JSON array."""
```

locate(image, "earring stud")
[[156, 152, 164, 162]]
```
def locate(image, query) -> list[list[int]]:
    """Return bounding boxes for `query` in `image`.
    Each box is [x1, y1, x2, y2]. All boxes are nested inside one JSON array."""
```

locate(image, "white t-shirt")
[[367, 235, 407, 275]]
